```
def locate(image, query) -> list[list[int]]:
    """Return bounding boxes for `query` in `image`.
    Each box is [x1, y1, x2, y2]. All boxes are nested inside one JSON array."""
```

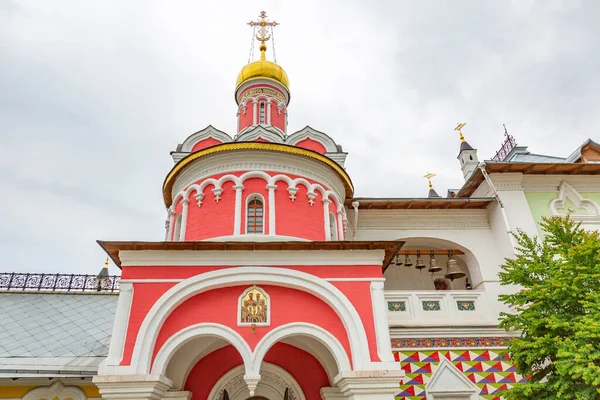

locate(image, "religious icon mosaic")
[[239, 286, 269, 325]]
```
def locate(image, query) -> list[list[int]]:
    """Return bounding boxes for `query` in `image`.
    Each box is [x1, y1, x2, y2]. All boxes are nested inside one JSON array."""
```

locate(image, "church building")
[[3, 11, 600, 400]]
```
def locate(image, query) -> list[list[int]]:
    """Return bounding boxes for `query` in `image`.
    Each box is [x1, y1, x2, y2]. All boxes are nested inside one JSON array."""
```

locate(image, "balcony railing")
[[0, 273, 120, 292], [385, 290, 495, 326]]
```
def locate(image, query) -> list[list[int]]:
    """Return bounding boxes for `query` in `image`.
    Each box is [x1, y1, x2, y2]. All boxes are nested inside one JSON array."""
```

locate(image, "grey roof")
[[508, 153, 566, 163], [0, 292, 117, 358]]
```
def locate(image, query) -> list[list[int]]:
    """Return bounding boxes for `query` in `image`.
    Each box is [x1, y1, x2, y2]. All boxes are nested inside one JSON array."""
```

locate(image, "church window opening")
[[246, 195, 264, 234], [173, 214, 183, 241], [259, 102, 265, 124], [329, 212, 338, 240]]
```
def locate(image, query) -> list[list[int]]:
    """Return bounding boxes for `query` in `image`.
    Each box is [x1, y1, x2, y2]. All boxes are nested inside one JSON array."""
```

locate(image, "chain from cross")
[[248, 11, 278, 44]]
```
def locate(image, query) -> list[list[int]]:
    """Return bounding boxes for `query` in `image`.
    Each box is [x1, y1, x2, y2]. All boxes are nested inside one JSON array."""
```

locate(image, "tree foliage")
[[499, 216, 600, 399]]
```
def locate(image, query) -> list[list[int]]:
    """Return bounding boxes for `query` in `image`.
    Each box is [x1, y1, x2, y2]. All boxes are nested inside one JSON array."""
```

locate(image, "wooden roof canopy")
[[98, 240, 404, 270], [347, 198, 492, 210], [458, 162, 600, 197]]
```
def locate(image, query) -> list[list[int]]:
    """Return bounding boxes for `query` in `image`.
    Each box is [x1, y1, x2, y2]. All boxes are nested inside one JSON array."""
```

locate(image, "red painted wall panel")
[[152, 286, 352, 365], [191, 137, 222, 152], [295, 138, 327, 154]]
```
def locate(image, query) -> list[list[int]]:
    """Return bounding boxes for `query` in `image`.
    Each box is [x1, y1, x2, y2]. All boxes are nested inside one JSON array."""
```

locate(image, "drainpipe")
[[478, 163, 517, 250], [351, 201, 359, 241]]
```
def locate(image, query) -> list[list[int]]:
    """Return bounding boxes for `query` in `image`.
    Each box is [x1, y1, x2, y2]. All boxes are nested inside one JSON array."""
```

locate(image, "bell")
[[445, 256, 466, 281], [428, 255, 442, 273], [415, 254, 426, 270], [404, 254, 413, 267], [395, 253, 403, 266]]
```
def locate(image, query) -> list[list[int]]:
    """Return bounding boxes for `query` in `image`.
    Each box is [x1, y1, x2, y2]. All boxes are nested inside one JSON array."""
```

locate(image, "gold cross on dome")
[[454, 122, 467, 142], [248, 11, 278, 44], [424, 172, 436, 190]]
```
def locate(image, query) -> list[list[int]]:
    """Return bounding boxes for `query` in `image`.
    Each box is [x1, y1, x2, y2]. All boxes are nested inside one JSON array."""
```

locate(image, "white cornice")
[[357, 210, 490, 230], [389, 327, 515, 339], [521, 174, 600, 192], [487, 173, 524, 191], [118, 250, 385, 267], [171, 150, 347, 201]]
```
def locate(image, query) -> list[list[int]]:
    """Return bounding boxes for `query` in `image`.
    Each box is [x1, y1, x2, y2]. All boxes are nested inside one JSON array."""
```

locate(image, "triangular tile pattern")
[[394, 350, 526, 400], [0, 293, 117, 357]]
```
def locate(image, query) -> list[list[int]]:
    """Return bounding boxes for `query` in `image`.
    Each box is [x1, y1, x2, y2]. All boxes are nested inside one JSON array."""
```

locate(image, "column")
[[337, 210, 345, 240], [104, 283, 134, 366], [266, 184, 277, 235], [179, 199, 190, 241], [267, 100, 272, 125], [323, 198, 332, 240], [370, 281, 394, 363], [334, 372, 404, 400], [93, 374, 171, 400], [252, 100, 258, 125], [233, 185, 245, 235], [167, 209, 175, 241]]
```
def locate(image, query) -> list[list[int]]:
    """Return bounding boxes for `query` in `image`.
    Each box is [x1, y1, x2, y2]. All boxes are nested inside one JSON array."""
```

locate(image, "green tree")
[[499, 216, 600, 399]]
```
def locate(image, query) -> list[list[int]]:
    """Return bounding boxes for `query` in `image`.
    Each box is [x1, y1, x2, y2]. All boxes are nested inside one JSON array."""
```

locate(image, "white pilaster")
[[266, 184, 277, 235], [252, 100, 258, 125], [103, 282, 134, 367], [334, 372, 404, 400], [370, 281, 394, 362], [267, 99, 272, 125], [233, 185, 245, 235], [93, 374, 172, 400], [164, 219, 170, 241], [337, 210, 345, 241], [179, 199, 190, 241], [167, 209, 175, 242], [323, 198, 332, 241]]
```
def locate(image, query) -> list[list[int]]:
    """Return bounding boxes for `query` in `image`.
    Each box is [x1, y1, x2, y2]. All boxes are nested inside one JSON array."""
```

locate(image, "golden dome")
[[236, 45, 289, 93]]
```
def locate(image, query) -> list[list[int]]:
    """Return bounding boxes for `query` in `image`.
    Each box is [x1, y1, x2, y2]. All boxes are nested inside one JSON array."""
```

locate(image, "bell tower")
[[455, 122, 479, 180], [235, 11, 290, 135]]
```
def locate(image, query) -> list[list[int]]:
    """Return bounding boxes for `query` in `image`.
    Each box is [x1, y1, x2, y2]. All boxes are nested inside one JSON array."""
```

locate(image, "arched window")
[[246, 196, 264, 234], [259, 102, 265, 124], [173, 214, 183, 241], [329, 212, 338, 241]]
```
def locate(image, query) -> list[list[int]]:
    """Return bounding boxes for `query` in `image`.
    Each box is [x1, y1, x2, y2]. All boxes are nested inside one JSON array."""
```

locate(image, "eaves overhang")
[[457, 162, 600, 198], [97, 239, 404, 271], [347, 197, 493, 210]]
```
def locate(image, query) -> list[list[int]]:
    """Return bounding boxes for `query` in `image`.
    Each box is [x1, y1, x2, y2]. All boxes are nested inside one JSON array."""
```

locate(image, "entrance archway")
[[208, 363, 306, 400]]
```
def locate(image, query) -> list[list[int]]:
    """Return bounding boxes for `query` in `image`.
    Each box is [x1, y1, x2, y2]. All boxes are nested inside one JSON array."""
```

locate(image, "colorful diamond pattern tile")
[[394, 349, 527, 400]]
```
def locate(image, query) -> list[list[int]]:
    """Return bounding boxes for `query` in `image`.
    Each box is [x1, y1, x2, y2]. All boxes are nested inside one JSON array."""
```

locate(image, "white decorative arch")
[[208, 363, 306, 400], [251, 322, 351, 377], [180, 126, 233, 152], [287, 126, 339, 153], [129, 267, 370, 375], [425, 358, 478, 399], [23, 381, 87, 400], [237, 125, 285, 143], [152, 323, 252, 377], [550, 180, 600, 223]]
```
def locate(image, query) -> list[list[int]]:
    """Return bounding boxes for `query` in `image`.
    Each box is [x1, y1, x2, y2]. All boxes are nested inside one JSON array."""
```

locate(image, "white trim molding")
[[178, 126, 233, 153], [118, 250, 386, 267], [104, 282, 134, 367]]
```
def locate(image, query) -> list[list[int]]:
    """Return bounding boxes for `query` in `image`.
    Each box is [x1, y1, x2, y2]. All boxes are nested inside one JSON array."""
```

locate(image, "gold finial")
[[103, 257, 109, 269], [424, 172, 436, 190], [248, 11, 278, 61], [454, 122, 467, 142]]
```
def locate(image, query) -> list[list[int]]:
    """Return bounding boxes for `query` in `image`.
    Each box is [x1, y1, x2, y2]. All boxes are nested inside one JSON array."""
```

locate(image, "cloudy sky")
[[1, 0, 599, 274]]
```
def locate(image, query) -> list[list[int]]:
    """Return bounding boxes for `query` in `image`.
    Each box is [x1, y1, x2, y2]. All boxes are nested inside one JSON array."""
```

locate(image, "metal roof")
[[0, 292, 117, 359]]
